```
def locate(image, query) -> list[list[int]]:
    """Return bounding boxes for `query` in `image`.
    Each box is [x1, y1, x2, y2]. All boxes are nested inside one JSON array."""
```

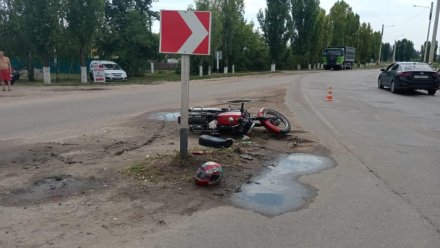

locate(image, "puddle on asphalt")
[[230, 153, 334, 216], [226, 99, 256, 103], [0, 175, 106, 206], [150, 112, 180, 121]]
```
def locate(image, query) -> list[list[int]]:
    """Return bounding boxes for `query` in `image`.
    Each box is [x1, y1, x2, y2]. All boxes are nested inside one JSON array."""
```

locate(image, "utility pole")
[[415, 2, 434, 62], [429, 0, 440, 63], [378, 24, 384, 65], [424, 2, 434, 62], [378, 24, 395, 64]]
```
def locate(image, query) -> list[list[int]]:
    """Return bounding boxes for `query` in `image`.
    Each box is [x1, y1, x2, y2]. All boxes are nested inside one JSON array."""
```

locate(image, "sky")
[[152, 0, 436, 50]]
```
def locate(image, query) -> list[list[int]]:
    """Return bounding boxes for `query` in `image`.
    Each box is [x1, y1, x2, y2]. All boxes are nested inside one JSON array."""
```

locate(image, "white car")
[[89, 60, 127, 81]]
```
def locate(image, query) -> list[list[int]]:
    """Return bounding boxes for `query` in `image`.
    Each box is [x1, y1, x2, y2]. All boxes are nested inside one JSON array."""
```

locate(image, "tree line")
[[0, 0, 428, 81], [0, 0, 158, 81], [195, 0, 425, 71]]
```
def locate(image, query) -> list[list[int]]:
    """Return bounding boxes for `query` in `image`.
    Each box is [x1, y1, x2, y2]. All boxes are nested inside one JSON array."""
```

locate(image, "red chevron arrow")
[[160, 10, 211, 55]]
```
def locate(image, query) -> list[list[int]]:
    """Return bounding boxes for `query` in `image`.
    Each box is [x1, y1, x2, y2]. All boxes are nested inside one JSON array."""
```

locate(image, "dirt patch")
[[0, 175, 108, 206], [0, 88, 320, 247]]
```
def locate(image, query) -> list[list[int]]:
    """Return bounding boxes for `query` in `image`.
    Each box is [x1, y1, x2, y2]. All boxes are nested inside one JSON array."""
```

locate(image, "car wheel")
[[378, 78, 384, 89], [390, 80, 398, 94], [427, 89, 436, 95]]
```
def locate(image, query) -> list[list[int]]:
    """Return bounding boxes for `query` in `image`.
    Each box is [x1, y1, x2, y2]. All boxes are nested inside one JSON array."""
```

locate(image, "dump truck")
[[323, 46, 355, 70]]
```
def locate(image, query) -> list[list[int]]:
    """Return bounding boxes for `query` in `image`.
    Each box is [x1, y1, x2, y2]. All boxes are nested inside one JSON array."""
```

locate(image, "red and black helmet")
[[194, 161, 223, 186]]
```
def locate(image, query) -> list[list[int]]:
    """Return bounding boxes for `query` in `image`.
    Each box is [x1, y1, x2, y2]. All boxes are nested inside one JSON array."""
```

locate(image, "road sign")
[[92, 64, 105, 83], [160, 10, 211, 55], [159, 10, 211, 157]]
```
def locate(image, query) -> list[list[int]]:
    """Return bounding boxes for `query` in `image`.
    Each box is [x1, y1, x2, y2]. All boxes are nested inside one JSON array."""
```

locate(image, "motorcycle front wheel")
[[258, 108, 291, 135]]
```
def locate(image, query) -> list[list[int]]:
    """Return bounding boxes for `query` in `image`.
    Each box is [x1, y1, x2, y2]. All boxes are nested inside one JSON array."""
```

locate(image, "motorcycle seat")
[[198, 134, 233, 148]]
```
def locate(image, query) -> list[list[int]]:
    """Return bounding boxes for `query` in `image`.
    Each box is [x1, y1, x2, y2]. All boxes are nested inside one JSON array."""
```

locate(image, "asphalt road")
[[287, 69, 440, 231], [1, 70, 440, 247], [150, 69, 440, 248], [0, 75, 290, 142]]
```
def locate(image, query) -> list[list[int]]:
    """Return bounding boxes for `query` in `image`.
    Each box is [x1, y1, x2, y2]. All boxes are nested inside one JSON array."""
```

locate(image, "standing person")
[[0, 51, 12, 91]]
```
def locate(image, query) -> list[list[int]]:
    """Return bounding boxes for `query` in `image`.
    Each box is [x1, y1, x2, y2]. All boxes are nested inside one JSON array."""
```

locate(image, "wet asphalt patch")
[[149, 112, 180, 122], [231, 153, 334, 216]]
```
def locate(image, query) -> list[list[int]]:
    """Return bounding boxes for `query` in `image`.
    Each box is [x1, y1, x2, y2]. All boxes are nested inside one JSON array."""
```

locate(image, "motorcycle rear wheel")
[[258, 108, 291, 134]]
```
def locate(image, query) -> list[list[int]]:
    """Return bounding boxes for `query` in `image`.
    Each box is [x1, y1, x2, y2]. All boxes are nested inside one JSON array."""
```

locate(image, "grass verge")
[[14, 70, 275, 86], [123, 147, 240, 183]]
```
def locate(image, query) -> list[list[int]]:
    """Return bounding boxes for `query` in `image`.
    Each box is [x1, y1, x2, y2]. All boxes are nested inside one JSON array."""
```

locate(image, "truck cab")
[[323, 46, 355, 70]]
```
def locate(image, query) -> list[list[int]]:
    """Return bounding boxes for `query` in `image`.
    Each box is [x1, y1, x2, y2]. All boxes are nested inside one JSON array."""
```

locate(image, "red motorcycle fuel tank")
[[216, 111, 242, 126]]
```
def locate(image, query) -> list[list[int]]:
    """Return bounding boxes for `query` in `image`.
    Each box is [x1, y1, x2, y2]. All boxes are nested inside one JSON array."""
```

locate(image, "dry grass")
[[123, 147, 241, 183]]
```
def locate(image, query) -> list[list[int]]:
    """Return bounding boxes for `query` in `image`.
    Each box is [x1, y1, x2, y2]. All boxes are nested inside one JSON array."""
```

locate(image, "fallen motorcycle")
[[179, 102, 291, 136]]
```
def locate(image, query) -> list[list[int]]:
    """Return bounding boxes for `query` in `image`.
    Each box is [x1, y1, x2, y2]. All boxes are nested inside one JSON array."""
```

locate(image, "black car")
[[378, 62, 439, 95]]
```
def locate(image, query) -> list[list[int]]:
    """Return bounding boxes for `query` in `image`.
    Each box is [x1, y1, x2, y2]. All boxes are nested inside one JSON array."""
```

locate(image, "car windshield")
[[401, 63, 434, 71], [325, 49, 342, 56], [103, 63, 121, 70]]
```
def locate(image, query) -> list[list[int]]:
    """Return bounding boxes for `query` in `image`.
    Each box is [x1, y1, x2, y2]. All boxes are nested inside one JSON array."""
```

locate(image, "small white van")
[[89, 60, 127, 81]]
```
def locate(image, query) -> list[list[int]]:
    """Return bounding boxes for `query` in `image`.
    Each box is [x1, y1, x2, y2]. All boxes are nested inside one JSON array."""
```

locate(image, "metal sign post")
[[180, 55, 190, 158], [160, 10, 211, 158]]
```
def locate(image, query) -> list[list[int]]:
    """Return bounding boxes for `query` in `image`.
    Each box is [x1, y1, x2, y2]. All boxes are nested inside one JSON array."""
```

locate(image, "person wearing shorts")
[[0, 51, 12, 91]]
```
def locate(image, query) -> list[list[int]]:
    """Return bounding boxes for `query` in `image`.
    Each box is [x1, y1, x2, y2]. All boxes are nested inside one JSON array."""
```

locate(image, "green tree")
[[328, 0, 359, 47], [64, 0, 105, 67], [209, 1, 224, 68], [235, 21, 269, 71], [193, 0, 268, 73], [309, 8, 329, 65], [395, 39, 416, 61], [221, 0, 245, 69], [0, 0, 34, 79], [258, 0, 291, 67], [317, 10, 333, 61], [381, 42, 392, 62], [119, 11, 159, 76], [369, 31, 381, 63], [420, 41, 438, 62], [194, 0, 223, 72], [0, 0, 14, 52], [14, 0, 62, 82], [15, 0, 62, 66], [98, 0, 158, 76], [357, 23, 372, 63], [290, 0, 320, 66], [344, 9, 359, 46]]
